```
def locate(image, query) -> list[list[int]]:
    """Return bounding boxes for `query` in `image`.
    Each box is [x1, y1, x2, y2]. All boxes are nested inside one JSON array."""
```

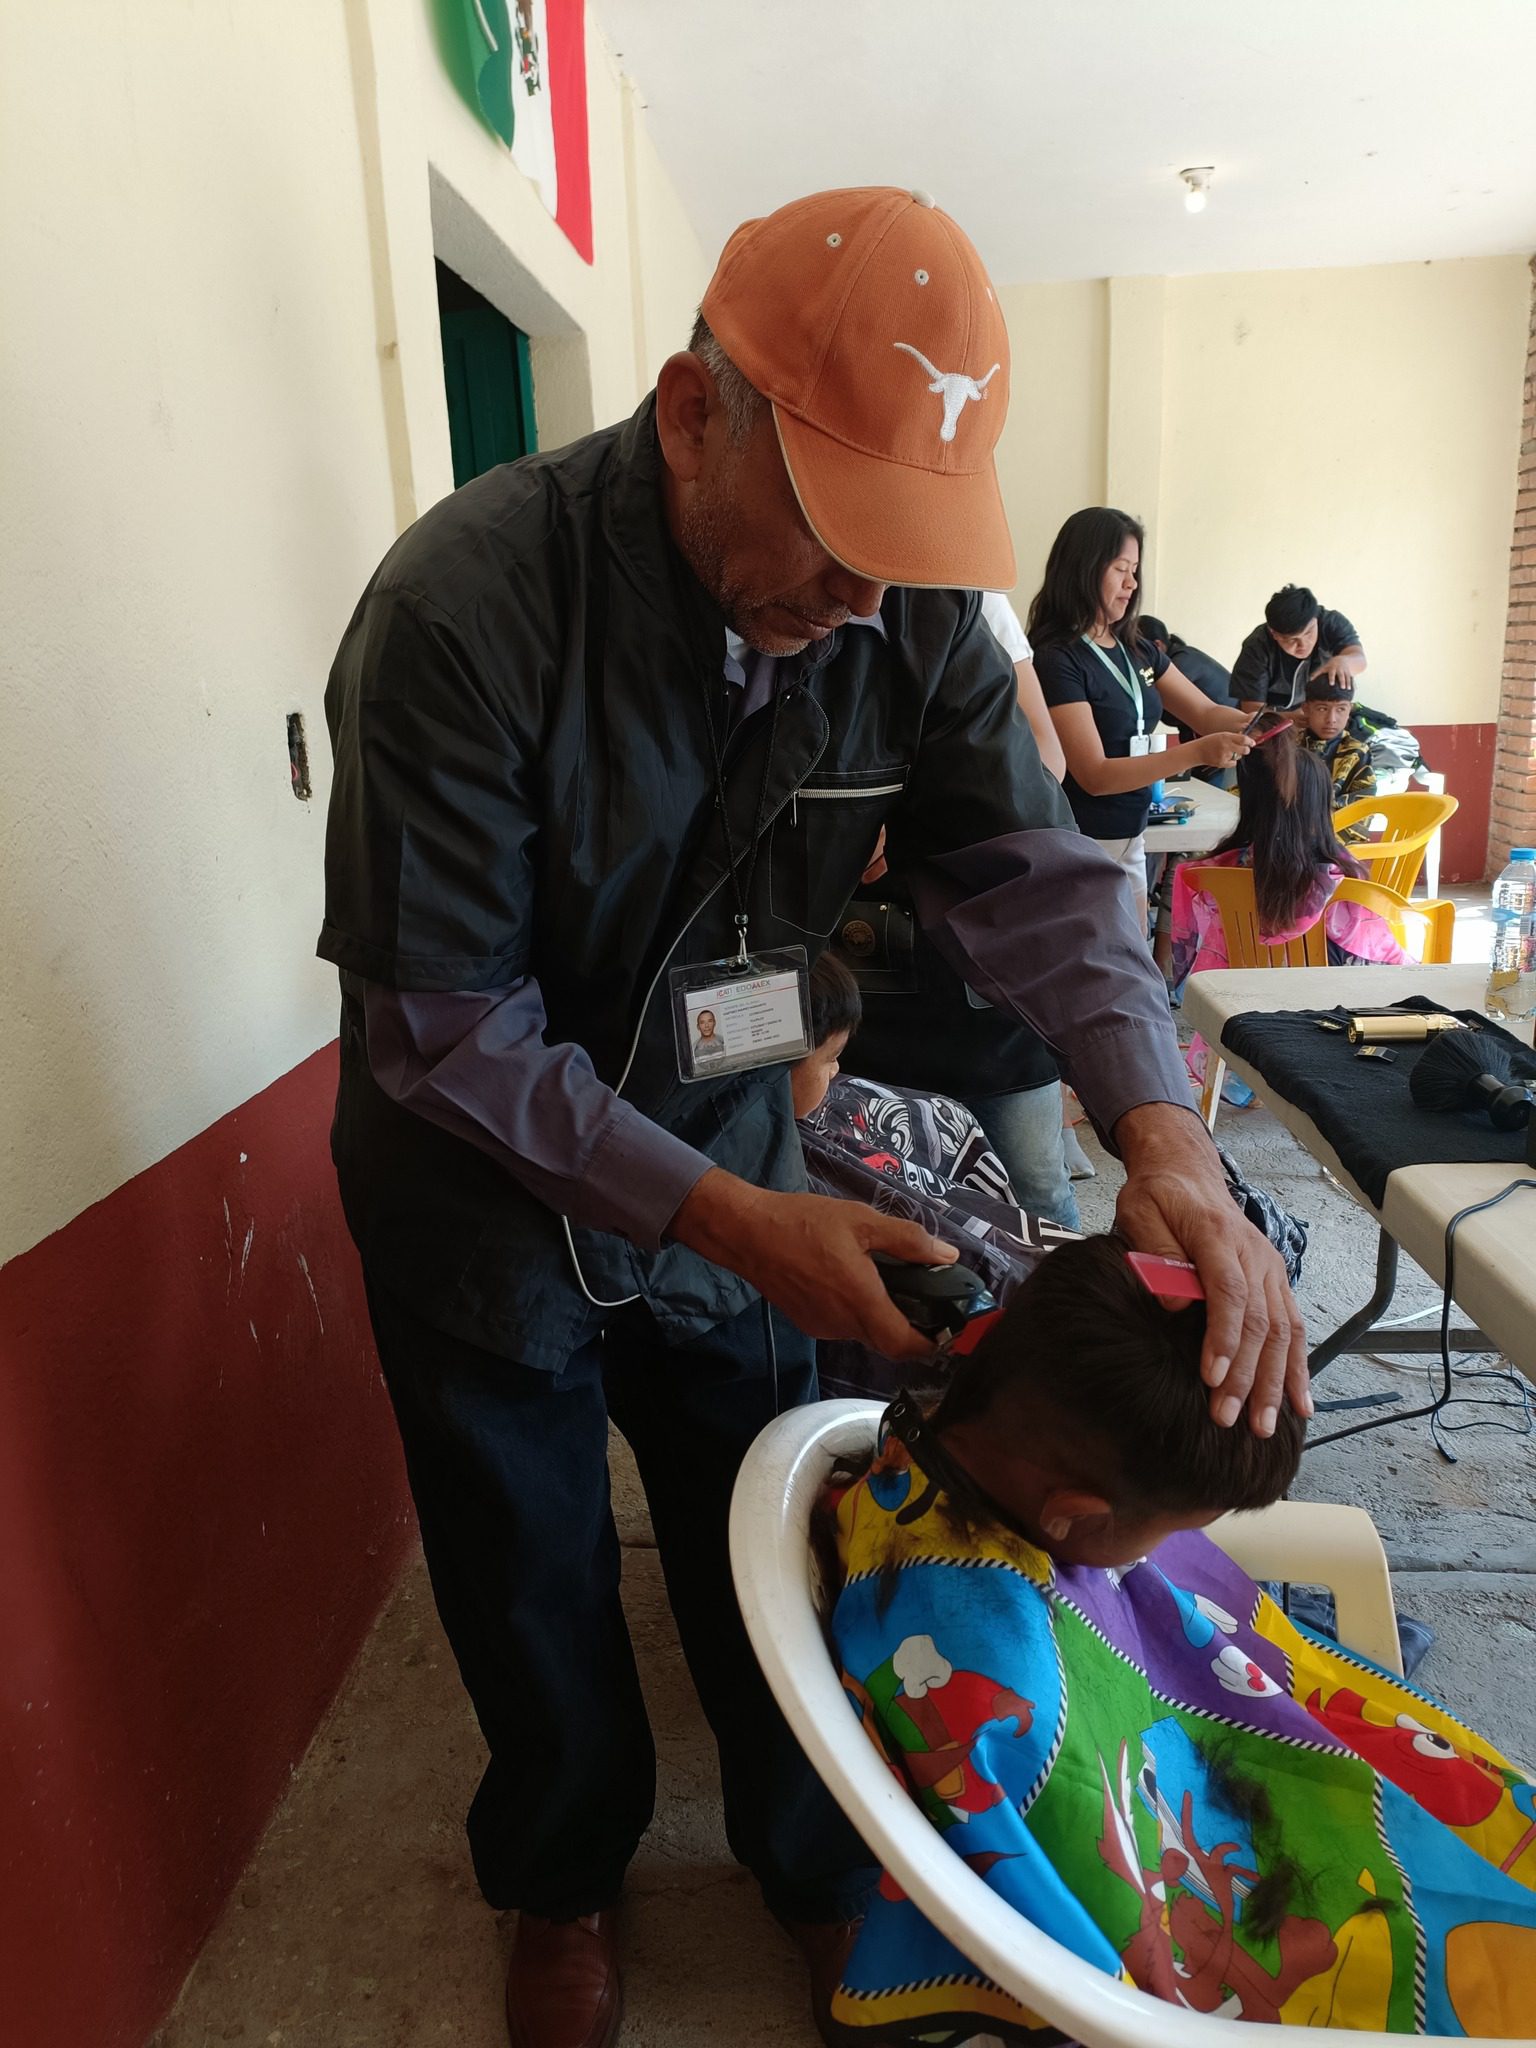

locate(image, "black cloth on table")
[[1221, 997, 1536, 1207]]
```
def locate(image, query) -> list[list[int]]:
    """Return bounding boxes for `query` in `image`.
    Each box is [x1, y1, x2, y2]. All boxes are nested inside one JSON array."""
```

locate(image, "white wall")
[[0, 0, 711, 1268], [992, 257, 1530, 731], [0, 2, 397, 1268], [992, 279, 1107, 616], [1156, 258, 1530, 725], [627, 95, 710, 385]]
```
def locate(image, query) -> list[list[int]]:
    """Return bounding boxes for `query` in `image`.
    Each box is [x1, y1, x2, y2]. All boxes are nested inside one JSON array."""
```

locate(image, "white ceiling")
[[594, 0, 1536, 285]]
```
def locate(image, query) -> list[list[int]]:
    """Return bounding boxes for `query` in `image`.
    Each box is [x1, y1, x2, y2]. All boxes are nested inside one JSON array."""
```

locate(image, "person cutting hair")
[[1232, 583, 1367, 715], [1030, 508, 1252, 929], [319, 188, 1308, 2048]]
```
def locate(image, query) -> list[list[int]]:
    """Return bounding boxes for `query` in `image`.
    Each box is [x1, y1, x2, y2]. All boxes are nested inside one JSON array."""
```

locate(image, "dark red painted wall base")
[[1413, 721, 1496, 883], [0, 1044, 414, 2048]]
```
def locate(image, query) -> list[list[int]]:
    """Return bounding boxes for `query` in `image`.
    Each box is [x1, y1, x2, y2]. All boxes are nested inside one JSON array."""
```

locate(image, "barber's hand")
[[1311, 657, 1351, 691], [1112, 1105, 1311, 1436], [1193, 731, 1253, 771], [671, 1169, 955, 1361]]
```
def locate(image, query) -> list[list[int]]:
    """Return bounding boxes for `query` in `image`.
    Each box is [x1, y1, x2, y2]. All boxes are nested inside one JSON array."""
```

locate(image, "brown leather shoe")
[[505, 1909, 621, 2048], [781, 1916, 863, 2048]]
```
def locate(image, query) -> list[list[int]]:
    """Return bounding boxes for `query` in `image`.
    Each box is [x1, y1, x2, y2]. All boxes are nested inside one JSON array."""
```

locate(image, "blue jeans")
[[959, 1081, 1082, 1230]]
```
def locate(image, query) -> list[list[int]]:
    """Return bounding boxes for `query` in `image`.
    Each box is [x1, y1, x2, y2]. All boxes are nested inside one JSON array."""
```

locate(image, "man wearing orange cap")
[[319, 189, 1308, 2046]]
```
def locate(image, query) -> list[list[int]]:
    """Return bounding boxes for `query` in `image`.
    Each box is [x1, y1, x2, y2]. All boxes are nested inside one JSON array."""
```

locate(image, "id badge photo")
[[670, 945, 813, 1083]]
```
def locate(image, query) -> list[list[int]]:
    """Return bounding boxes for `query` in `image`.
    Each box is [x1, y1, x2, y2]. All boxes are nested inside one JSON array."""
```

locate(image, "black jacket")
[[318, 398, 1070, 1364], [1230, 607, 1361, 710], [832, 882, 1058, 1099]]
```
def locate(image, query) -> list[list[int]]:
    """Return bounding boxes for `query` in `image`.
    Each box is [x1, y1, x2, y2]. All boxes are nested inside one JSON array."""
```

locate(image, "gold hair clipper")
[[1344, 1012, 1473, 1046]]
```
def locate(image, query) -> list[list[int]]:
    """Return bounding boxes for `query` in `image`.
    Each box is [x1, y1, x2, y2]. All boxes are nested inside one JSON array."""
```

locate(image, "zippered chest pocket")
[[767, 765, 909, 938]]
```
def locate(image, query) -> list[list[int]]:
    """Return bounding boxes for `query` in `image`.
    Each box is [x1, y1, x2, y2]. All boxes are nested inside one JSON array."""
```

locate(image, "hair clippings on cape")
[[1126, 1250, 1206, 1302]]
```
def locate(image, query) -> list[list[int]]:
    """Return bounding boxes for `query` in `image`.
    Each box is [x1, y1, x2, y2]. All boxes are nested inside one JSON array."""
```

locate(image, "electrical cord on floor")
[[1427, 1348, 1534, 1465], [1306, 1178, 1536, 1459]]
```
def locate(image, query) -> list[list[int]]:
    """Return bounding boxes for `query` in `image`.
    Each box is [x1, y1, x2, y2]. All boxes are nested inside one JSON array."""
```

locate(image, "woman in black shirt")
[[1030, 508, 1251, 930]]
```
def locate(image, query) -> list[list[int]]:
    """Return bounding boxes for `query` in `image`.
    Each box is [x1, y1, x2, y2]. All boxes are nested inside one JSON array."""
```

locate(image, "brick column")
[[1490, 256, 1536, 872]]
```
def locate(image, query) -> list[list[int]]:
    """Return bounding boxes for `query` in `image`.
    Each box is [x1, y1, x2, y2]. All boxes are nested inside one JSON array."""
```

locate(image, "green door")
[[436, 260, 537, 487]]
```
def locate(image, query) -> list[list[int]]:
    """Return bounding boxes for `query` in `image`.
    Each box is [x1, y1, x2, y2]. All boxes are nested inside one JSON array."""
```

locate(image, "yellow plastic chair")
[[1181, 863, 1330, 971], [1331, 876, 1456, 964], [1184, 865, 1457, 1122], [1332, 790, 1459, 897]]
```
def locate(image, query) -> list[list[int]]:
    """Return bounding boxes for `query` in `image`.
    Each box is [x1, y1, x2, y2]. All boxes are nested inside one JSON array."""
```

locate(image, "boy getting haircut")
[[929, 1235, 1304, 1564]]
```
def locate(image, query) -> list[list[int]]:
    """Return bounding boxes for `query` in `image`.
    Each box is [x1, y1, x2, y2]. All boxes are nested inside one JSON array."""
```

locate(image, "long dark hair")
[[1215, 736, 1363, 928], [1025, 507, 1148, 653]]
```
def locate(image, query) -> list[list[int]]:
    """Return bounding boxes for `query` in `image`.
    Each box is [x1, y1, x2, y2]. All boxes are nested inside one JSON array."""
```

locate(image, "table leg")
[[1308, 1225, 1489, 1379], [1199, 1056, 1226, 1130]]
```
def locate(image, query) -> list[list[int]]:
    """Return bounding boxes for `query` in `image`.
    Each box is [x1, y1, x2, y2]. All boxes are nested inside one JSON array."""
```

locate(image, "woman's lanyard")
[[1080, 634, 1148, 735]]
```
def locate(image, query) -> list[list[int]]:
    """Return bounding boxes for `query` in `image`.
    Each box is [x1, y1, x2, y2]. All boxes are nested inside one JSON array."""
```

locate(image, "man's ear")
[[1038, 1486, 1114, 1546], [655, 351, 713, 486]]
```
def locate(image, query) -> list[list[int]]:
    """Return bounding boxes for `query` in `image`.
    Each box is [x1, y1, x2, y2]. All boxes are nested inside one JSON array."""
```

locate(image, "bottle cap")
[[1512, 848, 1536, 860]]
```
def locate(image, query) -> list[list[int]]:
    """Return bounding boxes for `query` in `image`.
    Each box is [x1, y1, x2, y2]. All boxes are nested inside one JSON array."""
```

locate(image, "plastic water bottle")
[[1486, 848, 1536, 1019]]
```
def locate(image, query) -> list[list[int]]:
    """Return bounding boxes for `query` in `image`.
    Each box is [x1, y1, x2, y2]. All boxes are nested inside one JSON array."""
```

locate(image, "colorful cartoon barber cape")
[[827, 1420, 1536, 2039]]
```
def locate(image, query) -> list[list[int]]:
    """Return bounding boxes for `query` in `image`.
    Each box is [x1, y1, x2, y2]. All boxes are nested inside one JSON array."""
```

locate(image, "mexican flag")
[[438, 0, 593, 263]]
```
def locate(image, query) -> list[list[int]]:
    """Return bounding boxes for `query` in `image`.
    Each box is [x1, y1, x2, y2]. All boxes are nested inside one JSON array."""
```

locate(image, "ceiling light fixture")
[[1180, 166, 1214, 214]]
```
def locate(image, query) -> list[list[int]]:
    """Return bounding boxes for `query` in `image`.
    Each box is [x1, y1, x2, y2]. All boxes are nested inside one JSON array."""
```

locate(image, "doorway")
[[435, 260, 537, 486]]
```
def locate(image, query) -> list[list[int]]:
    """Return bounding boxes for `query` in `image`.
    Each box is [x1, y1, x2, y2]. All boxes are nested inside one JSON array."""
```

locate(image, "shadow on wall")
[[0, 1047, 414, 2048]]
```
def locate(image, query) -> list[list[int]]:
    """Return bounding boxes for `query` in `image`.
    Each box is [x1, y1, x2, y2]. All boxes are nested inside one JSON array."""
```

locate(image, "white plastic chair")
[[727, 1400, 1516, 2048]]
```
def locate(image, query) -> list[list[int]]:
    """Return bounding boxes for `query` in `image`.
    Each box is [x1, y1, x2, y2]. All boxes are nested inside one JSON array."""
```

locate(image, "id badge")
[[670, 946, 812, 1083], [1128, 732, 1152, 758]]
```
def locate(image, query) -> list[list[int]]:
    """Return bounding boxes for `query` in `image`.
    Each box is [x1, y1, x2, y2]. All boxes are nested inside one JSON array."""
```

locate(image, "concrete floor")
[[155, 883, 1536, 2048]]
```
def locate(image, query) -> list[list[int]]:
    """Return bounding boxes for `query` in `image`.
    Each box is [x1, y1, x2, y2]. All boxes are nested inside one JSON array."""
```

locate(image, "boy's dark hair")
[[1265, 585, 1321, 635], [808, 950, 862, 1048], [934, 1235, 1304, 1514], [1304, 669, 1355, 703]]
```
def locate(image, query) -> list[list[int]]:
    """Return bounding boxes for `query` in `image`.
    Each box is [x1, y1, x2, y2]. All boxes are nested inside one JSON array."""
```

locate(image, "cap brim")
[[774, 407, 1016, 592]]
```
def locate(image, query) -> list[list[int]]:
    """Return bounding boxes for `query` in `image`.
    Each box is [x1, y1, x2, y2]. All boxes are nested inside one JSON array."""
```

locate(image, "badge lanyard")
[[698, 667, 785, 969], [671, 670, 813, 1086], [1080, 633, 1148, 734]]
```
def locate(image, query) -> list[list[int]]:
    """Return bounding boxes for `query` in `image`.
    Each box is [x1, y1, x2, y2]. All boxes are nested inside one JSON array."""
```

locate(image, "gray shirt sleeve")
[[1319, 607, 1362, 655], [363, 980, 713, 1250], [908, 829, 1198, 1142]]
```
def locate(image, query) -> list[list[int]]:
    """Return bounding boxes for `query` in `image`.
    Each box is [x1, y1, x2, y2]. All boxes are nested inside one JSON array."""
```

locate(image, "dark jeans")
[[363, 1274, 875, 1923]]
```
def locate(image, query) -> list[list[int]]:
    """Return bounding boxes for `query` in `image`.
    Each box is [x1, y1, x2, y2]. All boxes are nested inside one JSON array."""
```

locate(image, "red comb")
[[1126, 1251, 1206, 1302]]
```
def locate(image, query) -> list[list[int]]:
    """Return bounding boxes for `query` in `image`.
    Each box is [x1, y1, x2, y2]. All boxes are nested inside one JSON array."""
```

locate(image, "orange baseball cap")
[[701, 186, 1014, 591]]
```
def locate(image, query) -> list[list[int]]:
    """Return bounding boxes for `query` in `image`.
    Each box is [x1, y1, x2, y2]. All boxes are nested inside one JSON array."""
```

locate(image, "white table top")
[[1143, 776, 1239, 856], [1182, 966, 1536, 1380]]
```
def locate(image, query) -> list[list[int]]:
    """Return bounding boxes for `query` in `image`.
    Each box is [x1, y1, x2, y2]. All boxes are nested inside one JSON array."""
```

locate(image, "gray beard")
[[676, 483, 815, 655]]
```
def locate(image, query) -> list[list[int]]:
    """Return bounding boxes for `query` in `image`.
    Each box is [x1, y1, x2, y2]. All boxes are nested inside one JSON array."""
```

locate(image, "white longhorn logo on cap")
[[893, 342, 1000, 443]]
